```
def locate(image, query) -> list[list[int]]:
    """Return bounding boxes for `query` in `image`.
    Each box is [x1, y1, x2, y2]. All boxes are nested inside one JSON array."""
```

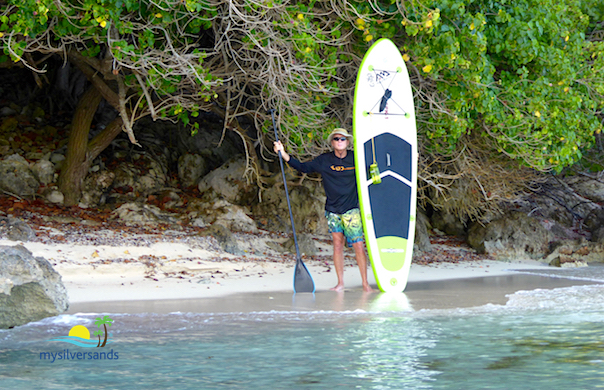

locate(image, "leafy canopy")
[[1, 0, 602, 176]]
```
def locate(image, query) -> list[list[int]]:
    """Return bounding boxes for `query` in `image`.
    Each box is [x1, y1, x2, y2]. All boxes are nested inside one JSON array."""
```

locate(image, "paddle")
[[269, 109, 315, 293]]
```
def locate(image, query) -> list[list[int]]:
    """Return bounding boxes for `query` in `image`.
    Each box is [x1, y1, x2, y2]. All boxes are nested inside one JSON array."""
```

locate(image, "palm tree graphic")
[[93, 330, 104, 347], [94, 316, 113, 348]]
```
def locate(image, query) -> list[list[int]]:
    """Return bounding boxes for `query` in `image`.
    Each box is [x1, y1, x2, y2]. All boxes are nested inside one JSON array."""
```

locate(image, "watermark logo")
[[39, 316, 119, 362], [48, 315, 114, 348]]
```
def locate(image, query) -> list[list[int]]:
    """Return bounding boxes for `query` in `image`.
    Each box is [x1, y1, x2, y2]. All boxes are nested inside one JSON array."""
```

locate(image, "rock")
[[0, 216, 35, 241], [467, 211, 551, 260], [197, 156, 252, 204], [30, 159, 55, 185], [548, 255, 588, 268], [44, 187, 64, 204], [80, 170, 115, 207], [593, 227, 604, 244], [111, 156, 168, 197], [0, 245, 69, 329], [431, 209, 466, 237], [201, 223, 243, 255], [585, 208, 604, 233], [565, 176, 604, 203], [178, 153, 207, 187], [0, 154, 39, 197], [283, 233, 317, 256], [111, 202, 178, 225], [543, 240, 604, 264], [212, 201, 258, 233], [252, 175, 327, 235], [414, 210, 433, 252]]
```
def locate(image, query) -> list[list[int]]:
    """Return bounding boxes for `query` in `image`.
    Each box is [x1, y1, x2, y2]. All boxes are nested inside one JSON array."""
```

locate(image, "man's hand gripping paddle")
[[269, 109, 315, 293]]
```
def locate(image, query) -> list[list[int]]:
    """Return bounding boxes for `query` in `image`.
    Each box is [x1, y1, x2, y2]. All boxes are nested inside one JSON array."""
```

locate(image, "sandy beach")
[[3, 220, 599, 316]]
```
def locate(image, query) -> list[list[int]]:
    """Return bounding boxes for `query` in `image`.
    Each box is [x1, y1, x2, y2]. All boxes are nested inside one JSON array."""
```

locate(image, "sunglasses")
[[332, 137, 348, 142]]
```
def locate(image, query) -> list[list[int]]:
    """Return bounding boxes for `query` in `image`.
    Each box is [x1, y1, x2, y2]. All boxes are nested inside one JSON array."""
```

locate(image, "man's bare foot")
[[362, 284, 376, 293], [330, 284, 345, 292]]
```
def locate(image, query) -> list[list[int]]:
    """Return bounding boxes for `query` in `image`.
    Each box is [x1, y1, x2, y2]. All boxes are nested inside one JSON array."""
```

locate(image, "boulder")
[[467, 211, 551, 260], [0, 245, 69, 329], [283, 233, 318, 256], [585, 208, 604, 234], [414, 210, 433, 252], [0, 216, 35, 241], [565, 176, 604, 203], [252, 175, 327, 235], [80, 170, 115, 207], [178, 153, 207, 187], [111, 202, 179, 226], [197, 156, 253, 204], [431, 209, 466, 237], [30, 159, 55, 185], [201, 223, 243, 255], [0, 154, 39, 197]]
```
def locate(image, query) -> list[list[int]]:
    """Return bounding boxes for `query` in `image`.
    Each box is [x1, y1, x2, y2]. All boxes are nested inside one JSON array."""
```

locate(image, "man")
[[274, 128, 374, 292]]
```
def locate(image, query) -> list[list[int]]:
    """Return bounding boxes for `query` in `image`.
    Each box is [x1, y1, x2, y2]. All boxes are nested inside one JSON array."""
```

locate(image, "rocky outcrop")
[[0, 245, 68, 329], [467, 211, 551, 260], [414, 210, 433, 252], [110, 202, 179, 226], [0, 154, 39, 197], [0, 216, 35, 241]]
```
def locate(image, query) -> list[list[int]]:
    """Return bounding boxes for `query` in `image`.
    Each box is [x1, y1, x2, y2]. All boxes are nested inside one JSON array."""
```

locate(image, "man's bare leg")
[[352, 241, 375, 292], [330, 232, 345, 291]]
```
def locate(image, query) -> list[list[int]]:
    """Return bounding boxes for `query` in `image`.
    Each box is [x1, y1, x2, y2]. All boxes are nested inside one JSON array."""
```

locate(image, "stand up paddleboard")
[[353, 38, 418, 292]]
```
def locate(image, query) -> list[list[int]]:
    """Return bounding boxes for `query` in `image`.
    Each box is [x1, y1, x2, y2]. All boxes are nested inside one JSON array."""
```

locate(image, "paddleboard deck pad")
[[353, 38, 418, 292]]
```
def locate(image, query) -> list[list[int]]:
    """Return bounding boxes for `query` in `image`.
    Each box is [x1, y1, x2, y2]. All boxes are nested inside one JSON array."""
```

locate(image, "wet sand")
[[68, 272, 602, 314]]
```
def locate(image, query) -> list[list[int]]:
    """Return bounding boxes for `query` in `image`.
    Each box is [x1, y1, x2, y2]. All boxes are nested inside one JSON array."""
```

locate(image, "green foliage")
[[0, 0, 602, 174]]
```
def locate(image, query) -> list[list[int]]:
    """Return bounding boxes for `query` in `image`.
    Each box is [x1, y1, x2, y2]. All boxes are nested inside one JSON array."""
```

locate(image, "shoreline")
[[3, 230, 600, 314], [67, 273, 601, 315]]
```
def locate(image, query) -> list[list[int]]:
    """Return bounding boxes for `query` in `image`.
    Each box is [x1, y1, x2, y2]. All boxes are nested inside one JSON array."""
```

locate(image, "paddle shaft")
[[269, 109, 302, 262]]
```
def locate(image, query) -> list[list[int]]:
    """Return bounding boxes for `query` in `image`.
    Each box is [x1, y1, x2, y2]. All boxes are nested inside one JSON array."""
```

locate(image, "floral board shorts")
[[325, 208, 364, 246]]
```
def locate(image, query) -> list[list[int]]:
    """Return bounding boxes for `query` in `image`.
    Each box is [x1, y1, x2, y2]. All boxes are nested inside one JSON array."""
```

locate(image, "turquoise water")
[[2, 282, 604, 389]]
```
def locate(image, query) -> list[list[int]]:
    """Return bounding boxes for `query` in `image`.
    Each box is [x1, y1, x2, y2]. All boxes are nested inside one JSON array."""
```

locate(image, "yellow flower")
[[534, 111, 541, 118], [422, 64, 433, 73], [297, 13, 304, 21], [365, 34, 373, 42], [0, 32, 3, 38], [560, 137, 565, 141], [402, 53, 410, 61], [356, 18, 365, 26], [305, 47, 312, 53], [565, 35, 569, 42], [100, 20, 107, 28], [470, 22, 475, 30], [155, 13, 162, 18], [425, 20, 433, 28]]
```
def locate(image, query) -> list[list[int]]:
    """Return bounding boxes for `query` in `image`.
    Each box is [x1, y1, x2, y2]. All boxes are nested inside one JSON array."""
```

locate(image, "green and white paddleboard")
[[353, 38, 418, 293]]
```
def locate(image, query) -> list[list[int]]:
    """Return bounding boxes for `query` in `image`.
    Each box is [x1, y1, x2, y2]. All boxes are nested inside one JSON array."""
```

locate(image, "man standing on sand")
[[274, 128, 375, 293]]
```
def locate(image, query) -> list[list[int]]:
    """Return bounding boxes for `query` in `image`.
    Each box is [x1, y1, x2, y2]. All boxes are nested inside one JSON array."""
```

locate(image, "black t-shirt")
[[287, 151, 359, 214]]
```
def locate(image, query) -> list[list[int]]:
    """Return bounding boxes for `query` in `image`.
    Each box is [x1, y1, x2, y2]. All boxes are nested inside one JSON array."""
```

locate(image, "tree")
[[1, 0, 603, 220], [0, 0, 220, 204], [94, 315, 113, 348], [93, 329, 103, 347]]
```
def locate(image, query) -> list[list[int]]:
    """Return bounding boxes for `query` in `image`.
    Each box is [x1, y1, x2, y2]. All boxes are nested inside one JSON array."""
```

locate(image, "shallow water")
[[2, 280, 604, 389]]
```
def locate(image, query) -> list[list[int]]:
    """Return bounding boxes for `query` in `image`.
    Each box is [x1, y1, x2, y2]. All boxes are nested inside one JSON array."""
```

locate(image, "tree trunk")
[[100, 324, 108, 347], [58, 86, 102, 206], [58, 87, 125, 206]]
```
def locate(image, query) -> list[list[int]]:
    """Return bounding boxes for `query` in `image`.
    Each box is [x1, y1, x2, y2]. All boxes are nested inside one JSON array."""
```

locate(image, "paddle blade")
[[293, 258, 315, 293]]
